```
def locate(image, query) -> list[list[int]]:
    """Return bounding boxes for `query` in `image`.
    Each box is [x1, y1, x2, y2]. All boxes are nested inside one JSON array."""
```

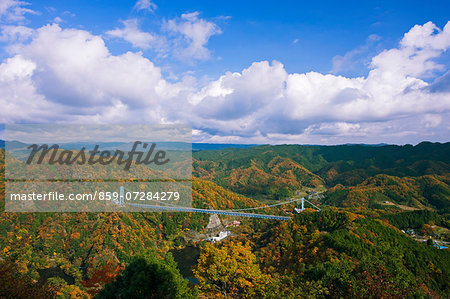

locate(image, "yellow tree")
[[194, 241, 271, 298]]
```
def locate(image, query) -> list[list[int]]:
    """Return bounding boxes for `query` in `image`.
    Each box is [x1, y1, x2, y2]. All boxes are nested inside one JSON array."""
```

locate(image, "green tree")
[[0, 259, 53, 299], [96, 250, 195, 299]]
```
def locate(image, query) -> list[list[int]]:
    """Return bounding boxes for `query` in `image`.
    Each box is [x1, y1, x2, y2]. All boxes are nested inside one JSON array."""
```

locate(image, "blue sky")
[[23, 0, 450, 77], [0, 0, 449, 144]]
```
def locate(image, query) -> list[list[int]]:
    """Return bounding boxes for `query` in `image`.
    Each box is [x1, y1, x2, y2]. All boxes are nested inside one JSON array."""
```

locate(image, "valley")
[[0, 142, 449, 298]]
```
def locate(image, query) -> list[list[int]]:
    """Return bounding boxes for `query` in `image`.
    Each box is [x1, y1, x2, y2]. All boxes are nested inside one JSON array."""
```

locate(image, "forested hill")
[[245, 209, 450, 298], [1, 143, 450, 297], [193, 142, 450, 199], [194, 142, 449, 179], [324, 174, 450, 211], [0, 176, 263, 296]]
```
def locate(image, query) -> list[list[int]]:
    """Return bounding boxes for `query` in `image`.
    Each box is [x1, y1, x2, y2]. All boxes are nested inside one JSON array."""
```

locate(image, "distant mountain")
[[0, 140, 257, 152], [3, 140, 192, 151], [3, 140, 29, 150], [192, 143, 258, 151], [342, 143, 389, 147]]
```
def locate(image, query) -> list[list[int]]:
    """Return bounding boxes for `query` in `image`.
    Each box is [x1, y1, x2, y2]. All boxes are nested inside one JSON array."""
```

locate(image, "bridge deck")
[[126, 203, 291, 220]]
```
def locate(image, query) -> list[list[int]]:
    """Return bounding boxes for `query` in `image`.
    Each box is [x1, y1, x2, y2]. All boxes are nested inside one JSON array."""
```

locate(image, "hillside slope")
[[0, 173, 262, 295], [247, 210, 450, 297], [194, 142, 450, 188], [194, 155, 324, 199], [323, 174, 450, 211]]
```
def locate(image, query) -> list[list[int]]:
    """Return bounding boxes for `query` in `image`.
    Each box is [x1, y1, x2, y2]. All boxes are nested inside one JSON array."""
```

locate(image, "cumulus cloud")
[[371, 22, 450, 78], [0, 55, 60, 123], [1, 24, 184, 124], [164, 12, 221, 61], [106, 19, 163, 50], [0, 20, 449, 144], [185, 21, 450, 142], [0, 24, 33, 42]]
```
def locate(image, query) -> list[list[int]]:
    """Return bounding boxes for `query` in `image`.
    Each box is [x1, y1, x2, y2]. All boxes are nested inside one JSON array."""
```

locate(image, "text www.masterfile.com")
[[9, 191, 181, 201]]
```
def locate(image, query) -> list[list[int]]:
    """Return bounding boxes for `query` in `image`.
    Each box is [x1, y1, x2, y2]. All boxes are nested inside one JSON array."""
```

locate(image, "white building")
[[206, 230, 231, 243]]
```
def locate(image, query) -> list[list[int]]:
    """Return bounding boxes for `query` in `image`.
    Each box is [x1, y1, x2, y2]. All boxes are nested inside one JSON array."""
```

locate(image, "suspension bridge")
[[117, 186, 320, 221]]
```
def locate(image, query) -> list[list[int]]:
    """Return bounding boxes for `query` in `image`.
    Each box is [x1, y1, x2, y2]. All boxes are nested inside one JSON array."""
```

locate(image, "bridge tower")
[[119, 186, 124, 206]]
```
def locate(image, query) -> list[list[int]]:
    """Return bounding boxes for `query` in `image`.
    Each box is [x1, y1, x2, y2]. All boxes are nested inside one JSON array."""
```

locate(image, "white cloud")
[[105, 12, 221, 61], [0, 24, 33, 42], [421, 113, 442, 128], [331, 34, 381, 75], [53, 16, 63, 24], [164, 11, 221, 61], [0, 55, 60, 123], [106, 19, 163, 50], [371, 22, 450, 78], [1, 24, 182, 124], [185, 21, 450, 142], [304, 122, 364, 136], [133, 0, 157, 13], [193, 60, 287, 120], [0, 21, 449, 144], [0, 0, 36, 22]]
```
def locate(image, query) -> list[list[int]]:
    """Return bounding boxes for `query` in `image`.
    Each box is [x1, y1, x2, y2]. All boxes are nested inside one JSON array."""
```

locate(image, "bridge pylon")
[[119, 186, 125, 206]]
